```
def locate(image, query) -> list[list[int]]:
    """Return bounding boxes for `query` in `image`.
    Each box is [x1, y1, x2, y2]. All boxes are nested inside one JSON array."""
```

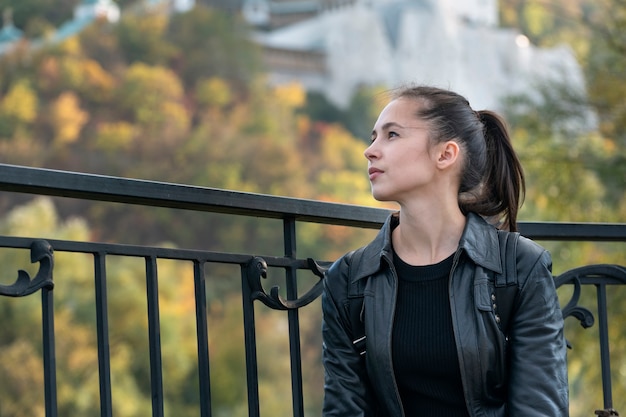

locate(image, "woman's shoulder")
[[326, 247, 364, 282], [514, 234, 553, 279], [324, 242, 375, 297], [324, 250, 354, 288], [516, 234, 549, 261]]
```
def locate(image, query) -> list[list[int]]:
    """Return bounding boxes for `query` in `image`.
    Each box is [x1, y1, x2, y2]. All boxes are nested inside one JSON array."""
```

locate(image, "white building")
[[246, 0, 586, 112]]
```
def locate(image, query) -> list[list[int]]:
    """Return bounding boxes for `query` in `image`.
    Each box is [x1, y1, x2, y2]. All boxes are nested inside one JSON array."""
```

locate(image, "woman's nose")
[[364, 142, 379, 161]]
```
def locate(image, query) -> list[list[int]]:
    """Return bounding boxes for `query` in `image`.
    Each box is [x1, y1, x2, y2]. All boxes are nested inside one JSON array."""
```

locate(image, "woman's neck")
[[393, 201, 466, 266]]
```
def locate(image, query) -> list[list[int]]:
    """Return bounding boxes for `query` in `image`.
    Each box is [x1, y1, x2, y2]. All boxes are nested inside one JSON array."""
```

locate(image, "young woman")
[[322, 86, 568, 416]]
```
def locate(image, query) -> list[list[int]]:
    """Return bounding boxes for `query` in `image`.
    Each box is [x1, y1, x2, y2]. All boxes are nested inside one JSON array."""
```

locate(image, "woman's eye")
[[388, 131, 399, 139]]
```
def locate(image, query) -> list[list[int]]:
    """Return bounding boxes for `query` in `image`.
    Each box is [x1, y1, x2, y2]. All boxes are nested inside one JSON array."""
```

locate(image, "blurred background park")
[[0, 0, 624, 416]]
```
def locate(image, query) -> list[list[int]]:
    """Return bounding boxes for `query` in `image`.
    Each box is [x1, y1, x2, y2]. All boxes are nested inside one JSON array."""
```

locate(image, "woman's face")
[[365, 97, 444, 203]]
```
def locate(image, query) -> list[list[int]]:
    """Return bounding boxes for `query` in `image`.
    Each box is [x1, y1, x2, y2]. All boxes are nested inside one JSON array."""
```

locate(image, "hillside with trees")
[[0, 1, 624, 416]]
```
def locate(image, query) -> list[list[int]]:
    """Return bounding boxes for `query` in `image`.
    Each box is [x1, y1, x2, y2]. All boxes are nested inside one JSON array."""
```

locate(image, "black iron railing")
[[0, 163, 624, 416]]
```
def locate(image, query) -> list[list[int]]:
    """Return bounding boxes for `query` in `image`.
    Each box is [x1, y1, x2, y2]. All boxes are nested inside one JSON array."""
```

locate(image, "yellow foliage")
[[319, 124, 366, 171], [59, 57, 87, 91], [603, 138, 617, 153], [317, 170, 373, 205], [0, 341, 46, 417], [95, 122, 136, 151], [522, 0, 555, 42], [128, 11, 168, 37], [58, 36, 82, 56], [3, 196, 58, 235], [121, 63, 187, 138], [196, 77, 232, 108], [535, 193, 549, 211], [123, 63, 184, 105], [159, 100, 191, 141], [1, 80, 38, 123], [51, 92, 89, 145], [39, 52, 115, 99], [82, 59, 116, 94], [272, 82, 306, 108], [1, 196, 90, 240]]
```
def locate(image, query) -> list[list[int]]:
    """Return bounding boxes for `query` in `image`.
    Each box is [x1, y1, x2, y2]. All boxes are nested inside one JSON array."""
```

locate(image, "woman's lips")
[[368, 167, 383, 180]]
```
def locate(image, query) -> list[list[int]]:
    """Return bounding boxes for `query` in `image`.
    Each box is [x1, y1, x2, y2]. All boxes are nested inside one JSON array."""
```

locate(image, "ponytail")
[[472, 110, 525, 231], [394, 86, 525, 231]]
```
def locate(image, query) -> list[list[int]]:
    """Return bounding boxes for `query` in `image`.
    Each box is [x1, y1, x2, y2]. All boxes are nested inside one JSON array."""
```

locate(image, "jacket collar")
[[351, 212, 503, 283]]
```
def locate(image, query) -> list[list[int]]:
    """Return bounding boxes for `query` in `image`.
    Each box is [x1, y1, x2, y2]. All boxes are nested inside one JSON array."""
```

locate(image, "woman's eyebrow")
[[371, 122, 403, 135], [381, 122, 404, 130], [380, 122, 427, 131], [371, 121, 425, 138]]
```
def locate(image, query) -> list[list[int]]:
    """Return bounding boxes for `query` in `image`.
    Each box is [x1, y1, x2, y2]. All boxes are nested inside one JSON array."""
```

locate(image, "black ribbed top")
[[391, 252, 470, 417]]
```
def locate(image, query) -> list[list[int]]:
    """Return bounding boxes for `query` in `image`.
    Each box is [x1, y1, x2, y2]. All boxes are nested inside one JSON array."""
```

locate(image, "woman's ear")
[[436, 140, 460, 169]]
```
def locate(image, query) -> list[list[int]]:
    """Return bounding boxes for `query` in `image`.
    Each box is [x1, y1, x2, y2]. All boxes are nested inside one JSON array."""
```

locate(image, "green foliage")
[[166, 5, 262, 90], [118, 62, 190, 145], [0, 340, 46, 417], [195, 77, 233, 109], [116, 12, 175, 65], [500, 3, 626, 415], [300, 84, 386, 143], [499, 0, 590, 49], [0, 0, 78, 38], [504, 82, 612, 222], [0, 79, 38, 137], [501, 24, 625, 417], [583, 2, 626, 197]]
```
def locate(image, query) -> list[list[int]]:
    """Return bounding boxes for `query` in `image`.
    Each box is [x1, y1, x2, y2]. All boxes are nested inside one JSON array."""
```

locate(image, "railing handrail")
[[0, 163, 625, 241]]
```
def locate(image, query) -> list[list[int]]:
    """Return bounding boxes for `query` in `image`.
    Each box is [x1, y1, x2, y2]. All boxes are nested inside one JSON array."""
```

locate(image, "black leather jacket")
[[322, 213, 569, 416]]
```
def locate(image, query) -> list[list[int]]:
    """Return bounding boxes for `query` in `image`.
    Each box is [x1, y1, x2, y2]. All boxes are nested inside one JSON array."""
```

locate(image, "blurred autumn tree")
[[500, 0, 626, 204]]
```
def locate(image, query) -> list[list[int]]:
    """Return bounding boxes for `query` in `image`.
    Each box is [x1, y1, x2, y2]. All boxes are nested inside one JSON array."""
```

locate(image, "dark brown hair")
[[393, 86, 525, 231]]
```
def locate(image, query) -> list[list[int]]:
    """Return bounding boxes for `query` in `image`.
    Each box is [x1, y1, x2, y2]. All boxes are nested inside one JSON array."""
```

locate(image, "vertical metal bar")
[[241, 262, 261, 417], [193, 260, 212, 417], [94, 252, 113, 417], [596, 284, 613, 409], [145, 256, 164, 417], [41, 286, 58, 417], [284, 216, 304, 417]]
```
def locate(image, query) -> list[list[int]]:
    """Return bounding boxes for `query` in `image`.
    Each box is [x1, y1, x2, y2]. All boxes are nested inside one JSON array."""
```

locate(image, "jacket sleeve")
[[322, 255, 377, 417], [507, 241, 569, 416]]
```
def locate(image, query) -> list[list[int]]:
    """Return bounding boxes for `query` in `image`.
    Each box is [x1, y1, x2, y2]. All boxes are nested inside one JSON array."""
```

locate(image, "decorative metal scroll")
[[0, 240, 54, 297], [555, 264, 626, 332], [554, 269, 595, 334], [246, 256, 331, 310]]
